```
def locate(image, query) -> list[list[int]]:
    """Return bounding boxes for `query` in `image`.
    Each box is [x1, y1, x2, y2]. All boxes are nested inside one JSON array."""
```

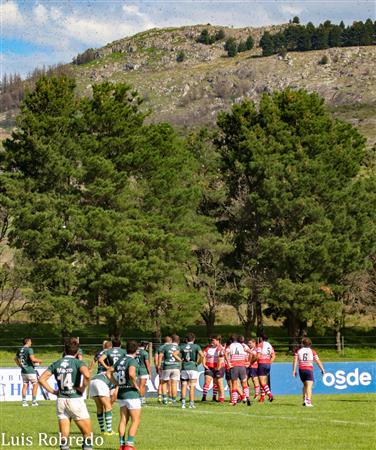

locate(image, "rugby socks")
[[202, 383, 209, 400], [243, 386, 250, 399], [212, 383, 218, 400], [182, 398, 186, 408], [97, 413, 105, 432], [162, 394, 168, 404], [82, 436, 93, 450], [126, 435, 135, 447], [259, 387, 265, 402], [254, 386, 260, 398], [231, 390, 238, 404], [120, 435, 126, 445], [263, 384, 273, 398], [105, 410, 113, 432]]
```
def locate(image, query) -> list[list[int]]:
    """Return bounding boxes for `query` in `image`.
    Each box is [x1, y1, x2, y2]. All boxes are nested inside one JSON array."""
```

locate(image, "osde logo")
[[323, 368, 372, 390]]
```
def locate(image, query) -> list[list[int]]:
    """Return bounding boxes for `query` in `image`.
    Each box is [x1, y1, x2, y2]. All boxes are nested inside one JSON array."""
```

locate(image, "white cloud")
[[0, 0, 24, 27], [33, 3, 48, 24], [280, 4, 304, 17]]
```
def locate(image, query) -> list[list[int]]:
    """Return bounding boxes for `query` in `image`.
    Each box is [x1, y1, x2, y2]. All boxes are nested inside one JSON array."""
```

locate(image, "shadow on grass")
[[325, 398, 372, 403]]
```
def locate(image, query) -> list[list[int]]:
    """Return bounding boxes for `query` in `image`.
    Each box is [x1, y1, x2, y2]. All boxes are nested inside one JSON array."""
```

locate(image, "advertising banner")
[[1, 361, 374, 401]]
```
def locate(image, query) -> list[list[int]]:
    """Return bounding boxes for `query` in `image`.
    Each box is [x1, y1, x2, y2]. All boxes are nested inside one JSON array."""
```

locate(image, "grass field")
[[0, 395, 375, 449]]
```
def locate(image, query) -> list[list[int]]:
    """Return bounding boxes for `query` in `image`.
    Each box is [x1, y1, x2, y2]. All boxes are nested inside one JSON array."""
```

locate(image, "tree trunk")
[[201, 309, 216, 337], [243, 296, 256, 337], [255, 298, 263, 336], [286, 310, 300, 350]]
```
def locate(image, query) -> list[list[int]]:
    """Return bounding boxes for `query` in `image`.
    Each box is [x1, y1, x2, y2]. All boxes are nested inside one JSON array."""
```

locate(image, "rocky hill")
[[2, 24, 376, 146]]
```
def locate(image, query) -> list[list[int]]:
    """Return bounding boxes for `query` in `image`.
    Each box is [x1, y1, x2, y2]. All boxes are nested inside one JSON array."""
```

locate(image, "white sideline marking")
[[146, 405, 371, 427]]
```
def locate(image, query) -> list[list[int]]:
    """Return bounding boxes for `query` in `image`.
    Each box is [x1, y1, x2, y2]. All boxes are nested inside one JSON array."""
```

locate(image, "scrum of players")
[[15, 333, 325, 450]]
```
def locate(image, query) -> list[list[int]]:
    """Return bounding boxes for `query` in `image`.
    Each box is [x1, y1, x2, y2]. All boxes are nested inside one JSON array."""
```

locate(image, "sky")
[[1, 0, 375, 77]]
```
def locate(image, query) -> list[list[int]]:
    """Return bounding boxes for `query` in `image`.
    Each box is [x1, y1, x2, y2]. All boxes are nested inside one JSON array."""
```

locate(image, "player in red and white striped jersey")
[[293, 337, 325, 407], [247, 338, 260, 399], [257, 335, 275, 402], [225, 335, 252, 406], [202, 335, 225, 403]]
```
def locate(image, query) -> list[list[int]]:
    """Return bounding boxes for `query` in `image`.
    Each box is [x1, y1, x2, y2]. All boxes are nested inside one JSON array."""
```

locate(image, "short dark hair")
[[238, 335, 245, 344], [186, 332, 195, 342], [230, 334, 238, 342], [111, 337, 121, 347], [171, 334, 180, 343], [23, 337, 31, 345], [140, 341, 149, 348], [126, 340, 138, 354], [164, 336, 171, 343], [302, 337, 312, 347], [261, 334, 268, 341], [211, 334, 221, 342], [65, 343, 79, 356]]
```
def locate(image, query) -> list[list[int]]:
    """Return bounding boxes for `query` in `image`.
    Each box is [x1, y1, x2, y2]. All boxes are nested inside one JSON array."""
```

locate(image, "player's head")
[[260, 334, 268, 342], [126, 340, 139, 355], [171, 334, 180, 344], [103, 340, 112, 349], [210, 334, 221, 345], [301, 337, 312, 347], [164, 336, 172, 343], [248, 338, 256, 348], [140, 341, 149, 349], [238, 335, 245, 344], [23, 337, 32, 346], [231, 334, 238, 343], [111, 336, 121, 347], [186, 332, 195, 342], [65, 342, 79, 356]]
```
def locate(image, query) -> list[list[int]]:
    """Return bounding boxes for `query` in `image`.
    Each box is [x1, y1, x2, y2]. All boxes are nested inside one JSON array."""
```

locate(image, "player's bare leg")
[[181, 380, 188, 408], [93, 397, 105, 433], [305, 381, 314, 406], [241, 378, 251, 406], [21, 383, 29, 406], [188, 379, 197, 408], [118, 406, 128, 447], [58, 419, 70, 450], [139, 378, 147, 400], [252, 376, 260, 399], [259, 375, 273, 402], [126, 407, 141, 449], [216, 377, 225, 403], [161, 380, 169, 405], [202, 375, 212, 401], [170, 379, 178, 403], [75, 419, 93, 449]]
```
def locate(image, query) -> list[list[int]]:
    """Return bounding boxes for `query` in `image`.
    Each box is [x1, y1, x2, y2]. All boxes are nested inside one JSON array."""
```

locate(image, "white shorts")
[[118, 398, 142, 410], [181, 370, 198, 381], [56, 397, 90, 421], [162, 368, 180, 381], [139, 374, 149, 380], [22, 373, 38, 384], [89, 379, 110, 398]]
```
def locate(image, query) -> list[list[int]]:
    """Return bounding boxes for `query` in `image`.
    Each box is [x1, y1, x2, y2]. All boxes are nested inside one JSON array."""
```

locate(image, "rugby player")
[[15, 337, 42, 407], [111, 340, 141, 450], [179, 332, 203, 409], [89, 366, 117, 435], [247, 338, 260, 399], [293, 337, 325, 407], [98, 337, 126, 370], [62, 337, 83, 360], [202, 335, 225, 403], [257, 334, 275, 402], [39, 342, 93, 450], [89, 340, 112, 373], [225, 335, 251, 406], [136, 341, 152, 405], [158, 335, 181, 405]]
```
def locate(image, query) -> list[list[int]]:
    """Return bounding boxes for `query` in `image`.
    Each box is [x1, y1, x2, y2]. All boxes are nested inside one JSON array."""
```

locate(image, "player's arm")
[[145, 357, 152, 377], [158, 352, 164, 370], [292, 355, 298, 377], [39, 370, 59, 396], [224, 348, 231, 368], [129, 365, 140, 392], [88, 357, 96, 371], [202, 352, 208, 369], [173, 350, 181, 362], [315, 355, 325, 375], [30, 354, 42, 365], [14, 356, 22, 368], [98, 353, 111, 370], [197, 350, 204, 365], [77, 365, 91, 393], [77, 351, 83, 361], [270, 350, 276, 363]]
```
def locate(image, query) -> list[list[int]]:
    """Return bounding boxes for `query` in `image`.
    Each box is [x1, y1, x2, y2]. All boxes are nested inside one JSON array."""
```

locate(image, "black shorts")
[[247, 367, 258, 378], [299, 369, 314, 382], [225, 369, 231, 381], [204, 367, 225, 379], [257, 363, 271, 377], [230, 366, 247, 381]]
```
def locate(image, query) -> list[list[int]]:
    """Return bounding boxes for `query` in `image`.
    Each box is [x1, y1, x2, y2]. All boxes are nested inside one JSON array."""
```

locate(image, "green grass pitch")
[[0, 395, 374, 449]]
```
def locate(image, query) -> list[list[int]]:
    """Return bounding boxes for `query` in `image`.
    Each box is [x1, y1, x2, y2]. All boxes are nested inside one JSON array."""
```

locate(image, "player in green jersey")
[[15, 337, 42, 407], [89, 340, 112, 374], [62, 337, 83, 360], [110, 340, 141, 450], [98, 337, 126, 370], [136, 341, 151, 405], [89, 368, 117, 436], [154, 337, 171, 403], [180, 332, 203, 409], [39, 342, 93, 450], [158, 334, 181, 405]]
